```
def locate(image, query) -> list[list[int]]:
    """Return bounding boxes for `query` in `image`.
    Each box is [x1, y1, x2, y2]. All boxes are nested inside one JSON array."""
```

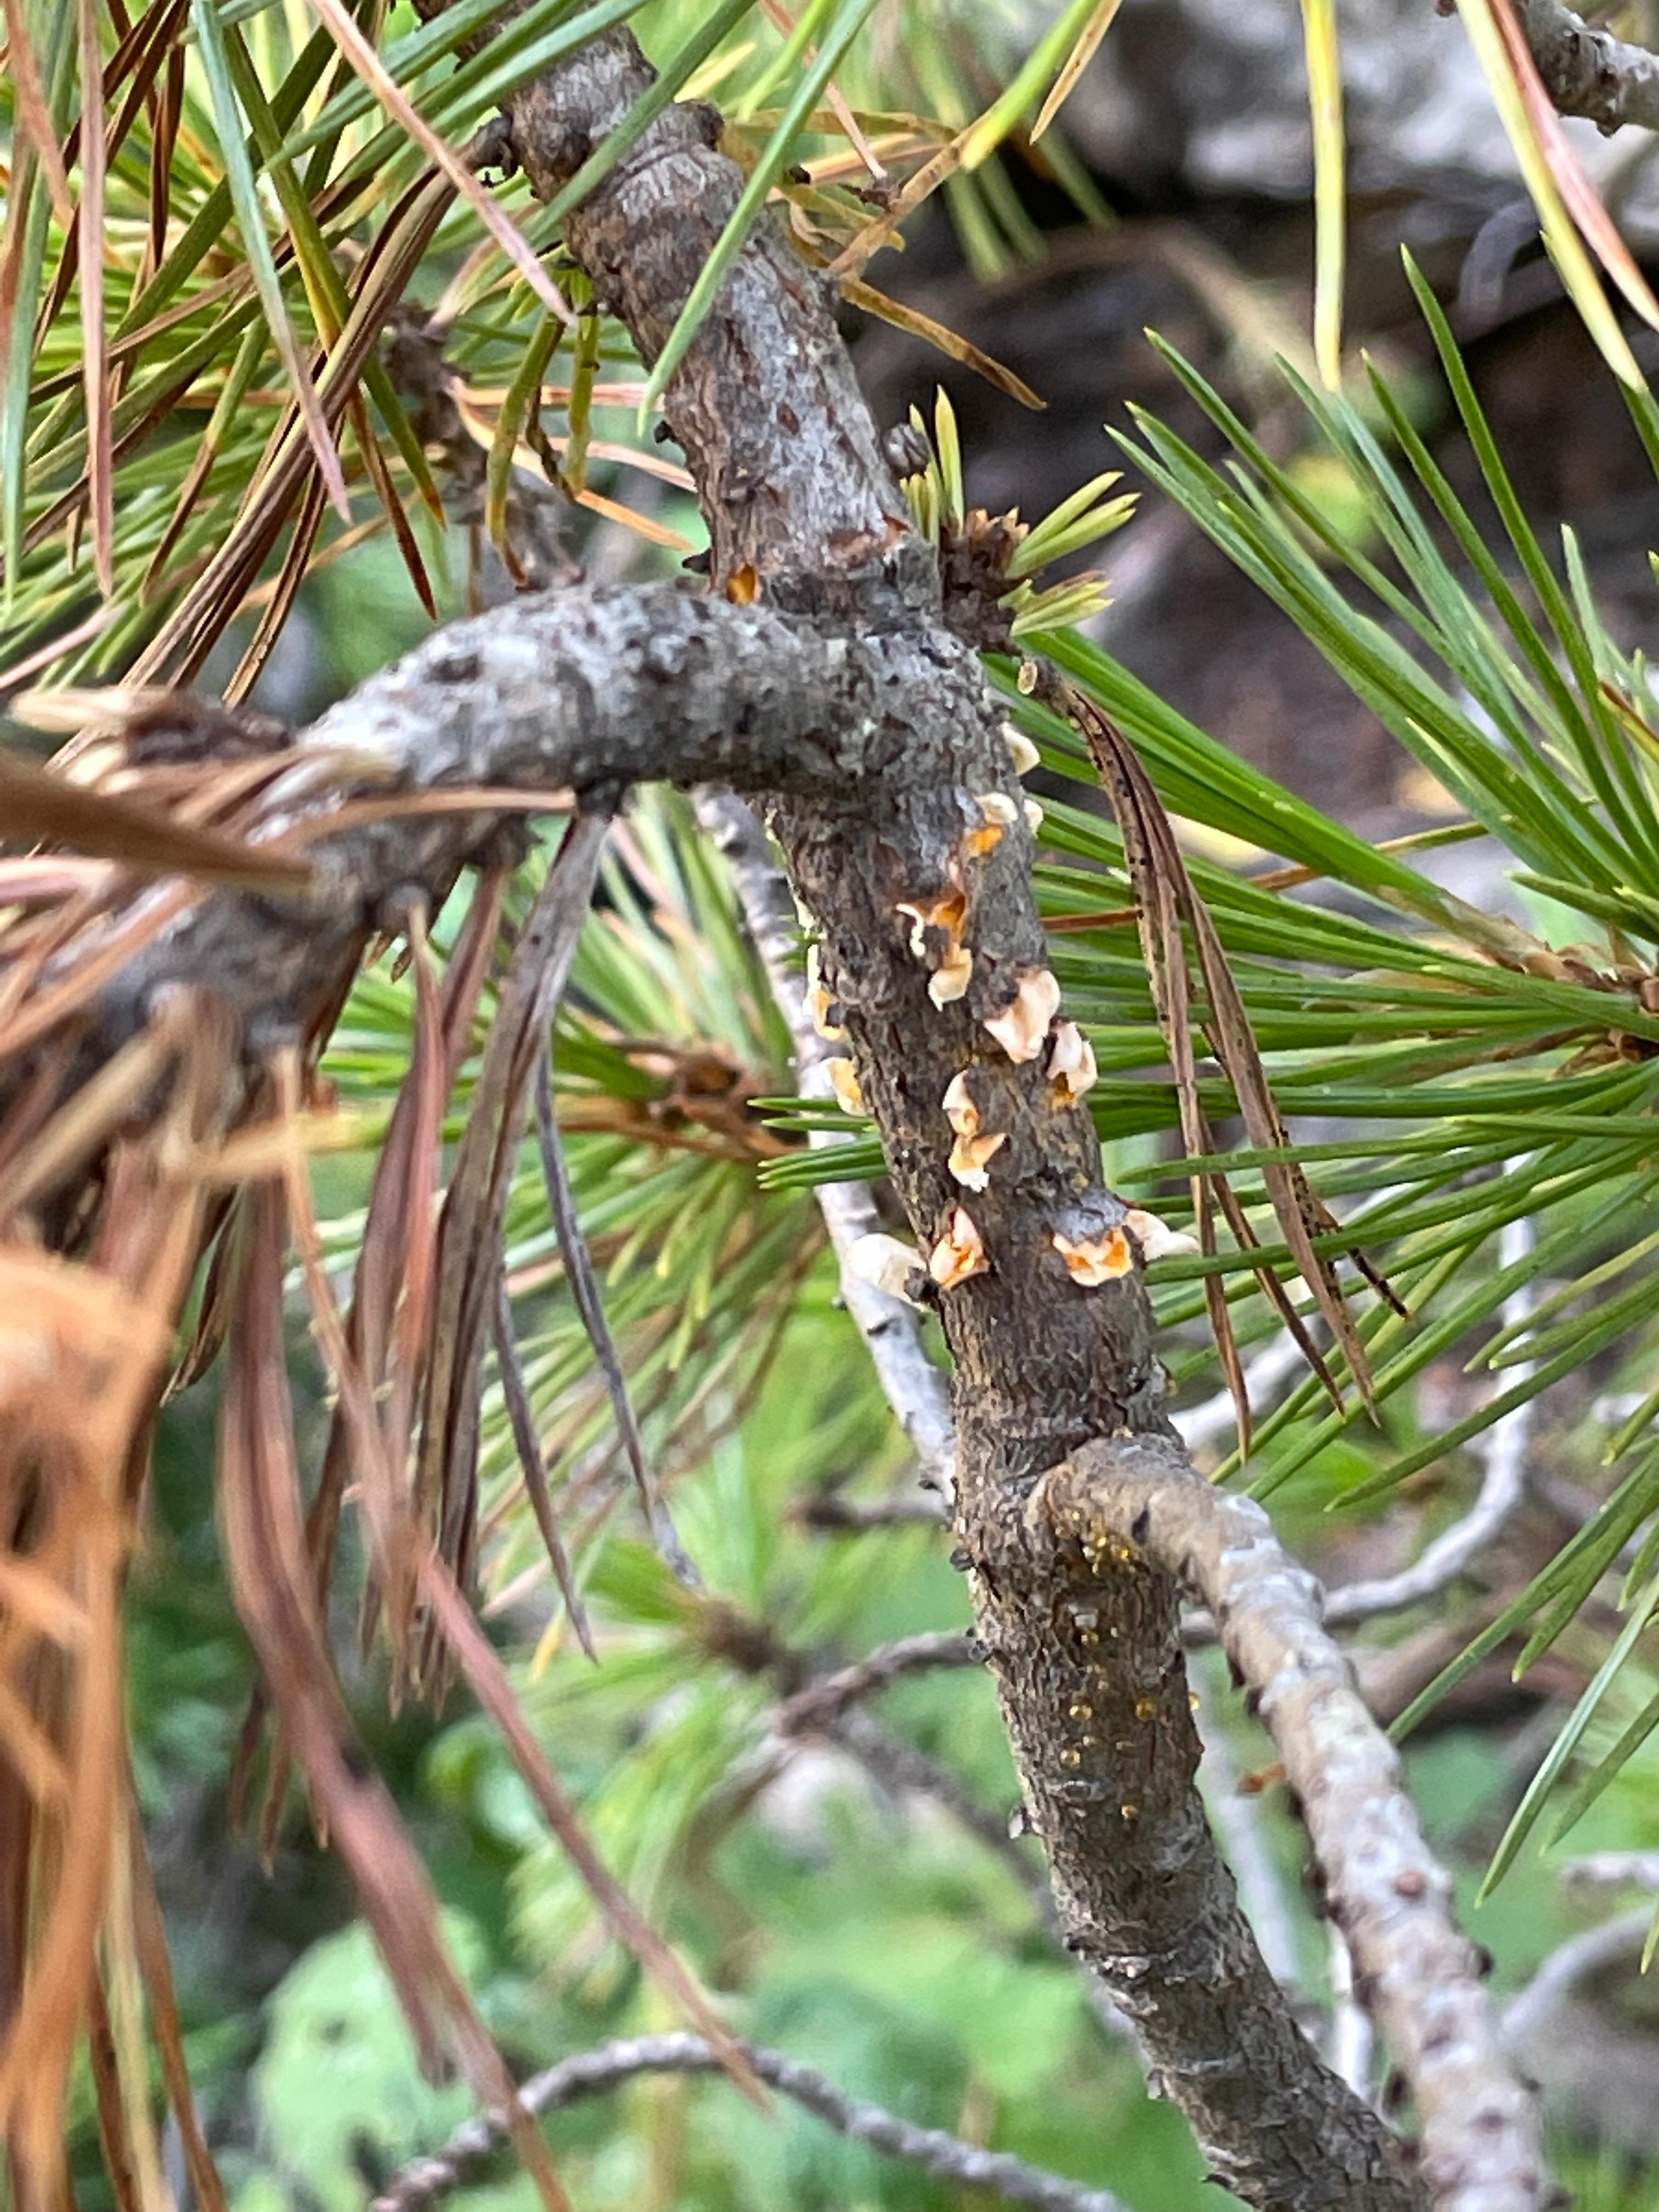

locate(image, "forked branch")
[[1032, 1437, 1539, 2212], [373, 2032, 1129, 2212]]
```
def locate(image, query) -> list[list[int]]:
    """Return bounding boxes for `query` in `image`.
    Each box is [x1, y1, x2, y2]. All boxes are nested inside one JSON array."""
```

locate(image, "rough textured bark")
[[13, 16, 1545, 2209], [71, 589, 985, 1060], [499, 27, 1434, 2208], [1511, 0, 1659, 133], [1036, 1438, 1541, 2212], [499, 26, 928, 624]]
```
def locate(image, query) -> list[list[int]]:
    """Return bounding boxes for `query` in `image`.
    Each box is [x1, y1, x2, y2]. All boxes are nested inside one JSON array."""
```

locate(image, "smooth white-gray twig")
[[695, 790, 956, 1502], [1324, 1215, 1538, 1630]]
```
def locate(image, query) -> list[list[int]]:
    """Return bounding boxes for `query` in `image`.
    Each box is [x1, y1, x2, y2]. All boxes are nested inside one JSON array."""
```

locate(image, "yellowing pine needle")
[[1032, 0, 1125, 143], [77, 0, 114, 594], [300, 0, 572, 330], [572, 484, 692, 551], [960, 0, 1113, 170], [1487, 0, 1659, 334], [1299, 0, 1345, 389], [840, 279, 1046, 408]]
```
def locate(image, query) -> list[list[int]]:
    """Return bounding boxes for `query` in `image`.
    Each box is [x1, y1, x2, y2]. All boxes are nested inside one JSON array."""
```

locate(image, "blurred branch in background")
[[1033, 1438, 1537, 2208], [371, 2032, 1133, 2212], [694, 789, 956, 1503]]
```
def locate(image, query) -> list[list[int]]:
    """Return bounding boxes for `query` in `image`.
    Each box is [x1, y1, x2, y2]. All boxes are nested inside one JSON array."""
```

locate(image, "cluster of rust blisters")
[[843, 715, 1197, 1310]]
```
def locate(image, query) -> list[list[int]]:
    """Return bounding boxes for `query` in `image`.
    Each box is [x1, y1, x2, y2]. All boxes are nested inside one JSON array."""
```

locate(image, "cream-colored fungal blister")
[[1124, 1207, 1200, 1261], [1046, 1020, 1097, 1102], [983, 968, 1060, 1063], [1052, 1226, 1133, 1286], [827, 1057, 865, 1114], [804, 944, 845, 1041], [930, 1206, 989, 1289], [1002, 722, 1040, 777]]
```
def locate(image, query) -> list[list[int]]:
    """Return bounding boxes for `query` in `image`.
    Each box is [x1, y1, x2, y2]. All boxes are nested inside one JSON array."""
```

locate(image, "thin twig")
[[370, 2032, 1129, 2212], [774, 1628, 978, 1731], [1034, 1436, 1541, 2212], [1327, 1922, 1375, 2099], [1181, 1217, 1539, 1649], [798, 1491, 947, 1531], [710, 1601, 1129, 2044], [1560, 1850, 1659, 1893], [1192, 1666, 1308, 2008], [826, 1707, 1047, 1905], [712, 1603, 1045, 1913], [693, 790, 956, 1503], [1322, 1216, 1537, 1630], [696, 1600, 1040, 1905], [1499, 1908, 1651, 2053]]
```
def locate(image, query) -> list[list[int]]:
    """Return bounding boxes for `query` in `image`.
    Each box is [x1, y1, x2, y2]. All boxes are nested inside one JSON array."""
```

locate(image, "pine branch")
[[1321, 1217, 1537, 1630], [1191, 1669, 1310, 2013], [370, 2032, 1130, 2212], [797, 1491, 949, 1530], [1499, 1908, 1650, 2053], [828, 1705, 1050, 1905], [38, 590, 991, 1073], [5, 14, 1542, 2208], [1510, 0, 1659, 132], [486, 36, 1448, 2187], [1032, 1436, 1539, 2212], [1560, 1850, 1659, 1892], [695, 789, 956, 1500], [774, 1628, 979, 1730]]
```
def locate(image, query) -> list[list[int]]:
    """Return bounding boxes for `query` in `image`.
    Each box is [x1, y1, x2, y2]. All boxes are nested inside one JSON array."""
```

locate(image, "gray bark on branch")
[[508, 26, 1457, 2188], [1033, 1437, 1540, 2212], [16, 10, 1541, 2209], [1511, 0, 1659, 133], [370, 2032, 1130, 2212], [774, 1629, 979, 1731], [73, 589, 988, 1062]]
